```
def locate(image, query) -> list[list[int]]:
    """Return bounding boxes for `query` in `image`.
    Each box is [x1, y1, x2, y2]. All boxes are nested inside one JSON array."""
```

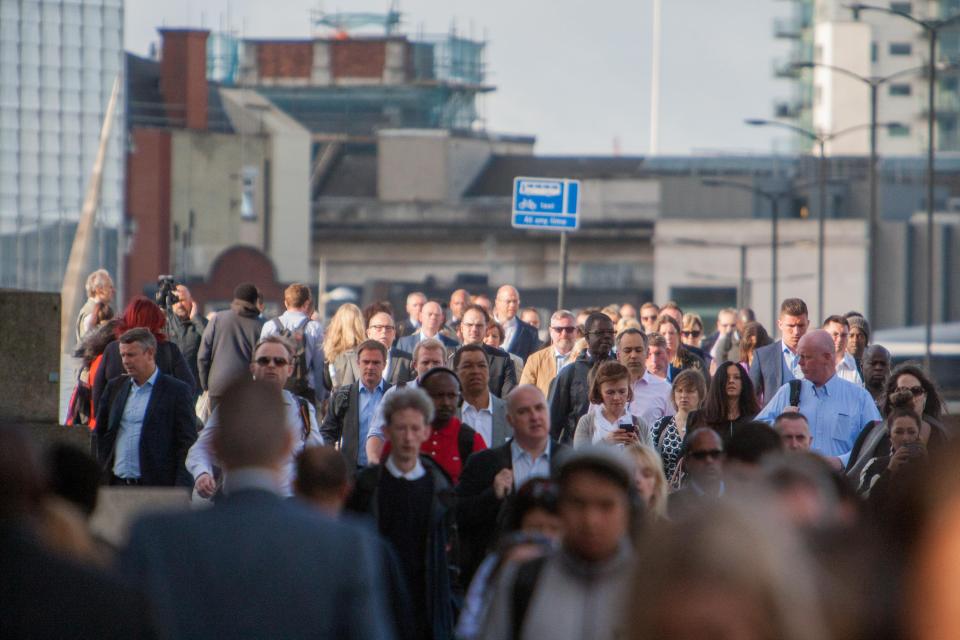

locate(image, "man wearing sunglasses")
[[520, 310, 578, 398], [187, 335, 323, 499], [669, 428, 726, 518]]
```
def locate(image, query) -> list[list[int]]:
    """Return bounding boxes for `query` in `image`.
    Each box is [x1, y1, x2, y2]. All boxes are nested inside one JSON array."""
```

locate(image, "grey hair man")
[[76, 268, 115, 343], [520, 309, 577, 398]]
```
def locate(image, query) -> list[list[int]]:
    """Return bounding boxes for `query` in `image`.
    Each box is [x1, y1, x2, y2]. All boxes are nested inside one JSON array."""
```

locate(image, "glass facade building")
[[0, 0, 125, 292]]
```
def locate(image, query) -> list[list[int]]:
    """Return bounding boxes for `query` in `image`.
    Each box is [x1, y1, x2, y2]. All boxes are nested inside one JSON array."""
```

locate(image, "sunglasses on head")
[[894, 386, 925, 397], [689, 449, 724, 461], [255, 357, 289, 367]]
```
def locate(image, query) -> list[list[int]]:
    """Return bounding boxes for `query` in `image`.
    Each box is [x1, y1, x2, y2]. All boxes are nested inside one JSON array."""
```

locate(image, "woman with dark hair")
[[456, 478, 561, 640], [739, 321, 773, 370], [656, 314, 707, 382], [857, 398, 926, 497], [91, 296, 195, 415], [847, 363, 949, 480], [691, 361, 760, 443]]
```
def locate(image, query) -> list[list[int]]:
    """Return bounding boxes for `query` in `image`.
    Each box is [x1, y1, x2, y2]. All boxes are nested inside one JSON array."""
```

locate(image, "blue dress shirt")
[[756, 374, 881, 457], [511, 440, 551, 489], [357, 380, 386, 466], [113, 367, 160, 479]]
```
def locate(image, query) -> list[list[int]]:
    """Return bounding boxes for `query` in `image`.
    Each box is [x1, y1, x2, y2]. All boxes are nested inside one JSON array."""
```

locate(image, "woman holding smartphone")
[[573, 361, 651, 449], [857, 397, 927, 498]]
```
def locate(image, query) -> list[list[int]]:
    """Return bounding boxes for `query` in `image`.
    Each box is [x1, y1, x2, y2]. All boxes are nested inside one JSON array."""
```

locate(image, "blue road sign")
[[511, 177, 580, 231]]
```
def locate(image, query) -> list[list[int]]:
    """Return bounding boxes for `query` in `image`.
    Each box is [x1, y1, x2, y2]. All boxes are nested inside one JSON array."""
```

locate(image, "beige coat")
[[520, 345, 573, 399]]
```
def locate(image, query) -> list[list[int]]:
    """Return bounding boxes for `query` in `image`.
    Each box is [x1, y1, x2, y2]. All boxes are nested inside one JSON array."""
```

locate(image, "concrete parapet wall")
[[0, 290, 60, 423]]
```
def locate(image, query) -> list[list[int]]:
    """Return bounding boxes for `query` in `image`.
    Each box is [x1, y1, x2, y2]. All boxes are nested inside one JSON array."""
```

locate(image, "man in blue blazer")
[[748, 298, 810, 401], [120, 378, 395, 640], [93, 328, 197, 487], [493, 285, 540, 363]]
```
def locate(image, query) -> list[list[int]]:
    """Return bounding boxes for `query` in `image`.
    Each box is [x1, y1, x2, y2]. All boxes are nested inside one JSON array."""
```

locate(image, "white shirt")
[[500, 316, 518, 351], [462, 395, 494, 447], [836, 352, 863, 386], [628, 371, 675, 424], [385, 455, 426, 480], [554, 349, 571, 377], [186, 389, 323, 496], [592, 409, 633, 446]]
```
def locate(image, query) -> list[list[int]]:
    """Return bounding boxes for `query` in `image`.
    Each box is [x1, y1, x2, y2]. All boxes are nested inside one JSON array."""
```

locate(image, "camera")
[[156, 275, 179, 310]]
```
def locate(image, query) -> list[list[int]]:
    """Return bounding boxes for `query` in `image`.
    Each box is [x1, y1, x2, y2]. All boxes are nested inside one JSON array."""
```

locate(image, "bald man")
[[756, 330, 880, 462], [492, 285, 540, 362]]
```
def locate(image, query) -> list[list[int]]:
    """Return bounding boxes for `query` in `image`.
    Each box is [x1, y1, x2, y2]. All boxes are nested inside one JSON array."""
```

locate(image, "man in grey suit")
[[455, 344, 513, 448], [749, 298, 810, 401], [397, 300, 460, 354], [120, 378, 394, 640]]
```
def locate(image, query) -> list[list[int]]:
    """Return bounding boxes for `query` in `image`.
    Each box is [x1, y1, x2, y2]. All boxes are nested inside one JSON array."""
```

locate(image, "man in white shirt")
[[823, 315, 863, 386], [616, 328, 674, 424], [188, 335, 322, 498], [454, 344, 511, 448]]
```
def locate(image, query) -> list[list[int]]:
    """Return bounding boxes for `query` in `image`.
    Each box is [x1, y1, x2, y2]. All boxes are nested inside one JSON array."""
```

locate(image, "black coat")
[[504, 319, 540, 363], [321, 381, 392, 468], [92, 339, 195, 417], [455, 439, 568, 585], [549, 352, 605, 443], [197, 300, 265, 397], [346, 456, 456, 640], [93, 373, 198, 486], [165, 311, 207, 393]]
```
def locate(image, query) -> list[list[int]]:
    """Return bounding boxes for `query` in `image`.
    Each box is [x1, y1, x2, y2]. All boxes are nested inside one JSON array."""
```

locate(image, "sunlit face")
[[119, 341, 156, 383], [250, 342, 292, 387], [640, 307, 660, 333], [422, 372, 460, 424], [889, 415, 921, 451], [646, 345, 669, 377], [507, 387, 550, 444], [406, 293, 426, 322], [724, 364, 743, 398], [414, 347, 446, 378], [483, 325, 503, 348], [778, 313, 809, 351], [824, 321, 849, 358], [357, 347, 386, 388], [494, 287, 520, 321], [585, 318, 615, 358], [366, 311, 396, 349], [659, 321, 679, 355], [617, 333, 647, 377], [420, 302, 444, 335], [680, 323, 702, 348], [520, 309, 541, 328], [894, 373, 927, 416], [456, 349, 489, 396], [634, 462, 658, 507], [798, 341, 833, 385], [717, 311, 737, 334], [600, 378, 630, 416], [450, 290, 469, 319], [459, 309, 487, 345], [848, 326, 869, 358], [550, 316, 577, 354], [673, 384, 701, 413]]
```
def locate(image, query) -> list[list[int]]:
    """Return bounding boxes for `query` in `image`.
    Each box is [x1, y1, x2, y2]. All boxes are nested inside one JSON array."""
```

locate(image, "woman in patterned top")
[[651, 369, 707, 489]]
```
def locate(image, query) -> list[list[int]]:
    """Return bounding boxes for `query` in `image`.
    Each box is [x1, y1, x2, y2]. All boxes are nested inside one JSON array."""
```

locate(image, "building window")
[[888, 123, 910, 137], [889, 83, 912, 96], [871, 42, 878, 62], [943, 77, 959, 93], [890, 2, 912, 12], [889, 42, 912, 55]]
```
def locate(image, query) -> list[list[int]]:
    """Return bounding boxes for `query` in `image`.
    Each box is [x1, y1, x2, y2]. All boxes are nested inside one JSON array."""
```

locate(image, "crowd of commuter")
[[3, 267, 958, 640]]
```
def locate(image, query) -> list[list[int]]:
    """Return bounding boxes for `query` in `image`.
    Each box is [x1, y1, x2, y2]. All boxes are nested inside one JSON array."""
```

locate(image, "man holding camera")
[[163, 283, 207, 393]]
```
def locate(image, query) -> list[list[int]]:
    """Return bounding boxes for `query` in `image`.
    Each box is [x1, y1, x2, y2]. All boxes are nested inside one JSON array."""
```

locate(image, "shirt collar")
[[511, 439, 550, 462], [132, 366, 160, 391], [282, 310, 308, 322], [384, 455, 426, 480], [463, 395, 492, 413], [837, 353, 857, 371], [360, 379, 386, 394]]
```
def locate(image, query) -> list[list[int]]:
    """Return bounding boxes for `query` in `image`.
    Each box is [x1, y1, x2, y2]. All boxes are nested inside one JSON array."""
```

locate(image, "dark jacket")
[[749, 340, 792, 402], [92, 339, 195, 417], [93, 373, 198, 486], [667, 346, 709, 383], [396, 332, 460, 355], [549, 352, 606, 443], [503, 318, 540, 363], [455, 439, 568, 585], [321, 381, 393, 467], [387, 347, 415, 386], [165, 311, 207, 392], [120, 488, 394, 640], [448, 344, 517, 398], [346, 455, 456, 640], [197, 299, 265, 397]]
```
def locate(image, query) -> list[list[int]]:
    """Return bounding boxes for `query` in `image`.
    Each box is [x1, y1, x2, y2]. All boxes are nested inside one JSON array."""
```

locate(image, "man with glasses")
[[550, 312, 616, 444], [364, 302, 415, 386], [260, 283, 326, 405], [521, 310, 578, 398], [455, 303, 517, 398], [187, 335, 323, 498], [669, 428, 726, 517]]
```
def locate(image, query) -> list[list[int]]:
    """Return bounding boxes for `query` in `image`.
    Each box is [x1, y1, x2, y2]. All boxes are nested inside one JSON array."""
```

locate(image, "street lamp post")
[[745, 118, 899, 323], [845, 3, 960, 370]]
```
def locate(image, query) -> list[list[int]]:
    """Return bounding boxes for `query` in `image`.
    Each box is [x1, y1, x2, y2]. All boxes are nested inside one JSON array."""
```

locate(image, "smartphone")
[[902, 442, 925, 458], [619, 423, 636, 434]]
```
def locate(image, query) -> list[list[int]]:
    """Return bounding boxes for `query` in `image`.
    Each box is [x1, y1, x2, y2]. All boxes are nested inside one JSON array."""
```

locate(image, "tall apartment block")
[[774, 0, 960, 154]]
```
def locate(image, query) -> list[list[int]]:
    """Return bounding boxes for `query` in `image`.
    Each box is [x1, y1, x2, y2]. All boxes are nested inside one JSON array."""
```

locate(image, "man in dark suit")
[[93, 328, 197, 487], [321, 340, 392, 469], [454, 303, 517, 398], [454, 344, 513, 448], [364, 303, 415, 385], [668, 428, 726, 519], [749, 298, 810, 401], [456, 385, 568, 585], [120, 379, 394, 640], [549, 312, 616, 444], [493, 285, 540, 363], [397, 300, 460, 354]]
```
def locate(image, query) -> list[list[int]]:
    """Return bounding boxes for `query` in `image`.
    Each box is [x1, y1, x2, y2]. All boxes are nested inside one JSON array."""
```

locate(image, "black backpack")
[[510, 555, 549, 639], [271, 317, 312, 397]]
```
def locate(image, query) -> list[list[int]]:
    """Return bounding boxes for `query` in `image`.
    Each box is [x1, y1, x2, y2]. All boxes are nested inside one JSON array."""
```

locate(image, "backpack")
[[510, 555, 549, 639], [272, 317, 312, 398], [789, 378, 803, 408]]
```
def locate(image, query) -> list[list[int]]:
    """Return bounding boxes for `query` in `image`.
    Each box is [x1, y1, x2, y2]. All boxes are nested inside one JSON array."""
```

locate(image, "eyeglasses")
[[894, 386, 925, 397], [369, 324, 395, 332], [689, 449, 724, 461], [255, 357, 289, 367], [681, 330, 701, 338], [551, 326, 576, 333], [641, 315, 658, 322]]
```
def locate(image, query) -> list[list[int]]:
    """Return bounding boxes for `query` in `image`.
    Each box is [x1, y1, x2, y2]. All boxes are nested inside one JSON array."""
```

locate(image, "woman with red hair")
[[91, 296, 196, 416]]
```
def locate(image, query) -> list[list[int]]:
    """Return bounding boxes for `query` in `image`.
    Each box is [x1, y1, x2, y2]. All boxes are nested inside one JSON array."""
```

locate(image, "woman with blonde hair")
[[626, 443, 668, 521], [322, 303, 366, 390]]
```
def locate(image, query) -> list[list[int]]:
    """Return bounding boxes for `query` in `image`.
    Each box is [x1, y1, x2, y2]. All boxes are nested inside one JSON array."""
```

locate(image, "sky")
[[125, 0, 795, 156]]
